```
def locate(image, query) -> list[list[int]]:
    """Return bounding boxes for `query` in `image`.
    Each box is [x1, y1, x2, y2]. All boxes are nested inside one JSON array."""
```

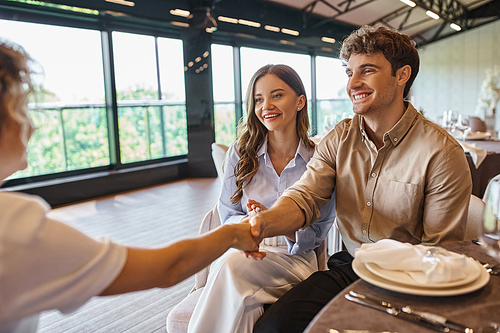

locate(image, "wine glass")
[[454, 114, 472, 141], [480, 178, 500, 259]]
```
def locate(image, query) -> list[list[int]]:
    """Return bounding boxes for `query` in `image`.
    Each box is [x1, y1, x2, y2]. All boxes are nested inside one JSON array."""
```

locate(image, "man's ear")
[[397, 65, 411, 87]]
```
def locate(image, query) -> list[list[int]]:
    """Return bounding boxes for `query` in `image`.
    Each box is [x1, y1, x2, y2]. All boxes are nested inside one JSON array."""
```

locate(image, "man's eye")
[[346, 72, 352, 78]]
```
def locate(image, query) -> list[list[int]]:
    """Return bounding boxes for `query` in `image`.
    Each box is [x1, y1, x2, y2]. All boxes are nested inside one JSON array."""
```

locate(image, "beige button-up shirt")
[[283, 104, 472, 255]]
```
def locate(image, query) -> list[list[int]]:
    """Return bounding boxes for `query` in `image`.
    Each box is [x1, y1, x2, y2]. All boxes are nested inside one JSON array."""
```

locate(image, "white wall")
[[411, 20, 500, 130]]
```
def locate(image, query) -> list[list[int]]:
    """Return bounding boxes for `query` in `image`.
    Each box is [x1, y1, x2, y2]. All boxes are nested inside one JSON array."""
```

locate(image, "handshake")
[[229, 199, 268, 260]]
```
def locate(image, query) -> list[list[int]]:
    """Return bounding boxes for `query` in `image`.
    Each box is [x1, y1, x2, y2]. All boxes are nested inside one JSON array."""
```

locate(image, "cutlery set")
[[344, 290, 473, 333]]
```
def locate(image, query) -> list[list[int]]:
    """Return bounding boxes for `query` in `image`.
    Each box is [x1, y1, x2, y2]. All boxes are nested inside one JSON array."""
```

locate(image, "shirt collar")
[[257, 135, 311, 165], [357, 102, 419, 147]]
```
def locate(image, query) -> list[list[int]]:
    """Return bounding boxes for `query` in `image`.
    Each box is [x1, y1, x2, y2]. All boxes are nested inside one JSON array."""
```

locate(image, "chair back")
[[469, 116, 487, 132], [211, 143, 229, 178], [465, 194, 485, 240], [194, 204, 220, 289]]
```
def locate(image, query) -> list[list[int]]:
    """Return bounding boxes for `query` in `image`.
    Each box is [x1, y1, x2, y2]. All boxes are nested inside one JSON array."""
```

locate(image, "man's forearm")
[[257, 196, 306, 238]]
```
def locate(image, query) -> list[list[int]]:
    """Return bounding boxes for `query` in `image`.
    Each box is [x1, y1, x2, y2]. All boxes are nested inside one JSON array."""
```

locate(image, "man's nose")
[[347, 73, 362, 90]]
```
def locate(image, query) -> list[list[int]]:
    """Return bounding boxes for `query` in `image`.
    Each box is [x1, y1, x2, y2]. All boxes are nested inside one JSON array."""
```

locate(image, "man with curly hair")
[[249, 24, 472, 332]]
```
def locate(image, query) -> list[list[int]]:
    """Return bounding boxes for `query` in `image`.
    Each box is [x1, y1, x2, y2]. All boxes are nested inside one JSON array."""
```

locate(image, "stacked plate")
[[352, 256, 490, 296]]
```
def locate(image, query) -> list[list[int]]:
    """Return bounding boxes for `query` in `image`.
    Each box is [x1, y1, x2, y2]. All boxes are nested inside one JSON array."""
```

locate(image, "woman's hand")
[[246, 199, 267, 216]]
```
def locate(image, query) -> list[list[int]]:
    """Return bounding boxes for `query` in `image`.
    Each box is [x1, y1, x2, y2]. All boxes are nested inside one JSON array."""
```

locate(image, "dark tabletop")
[[305, 240, 500, 332]]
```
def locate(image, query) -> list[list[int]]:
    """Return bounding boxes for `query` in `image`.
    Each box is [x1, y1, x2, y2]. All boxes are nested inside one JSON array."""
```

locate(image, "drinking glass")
[[480, 178, 500, 258], [454, 114, 472, 141]]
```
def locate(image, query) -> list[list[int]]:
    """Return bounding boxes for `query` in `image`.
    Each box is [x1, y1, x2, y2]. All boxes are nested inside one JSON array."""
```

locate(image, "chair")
[[465, 194, 485, 241], [211, 143, 229, 178], [166, 205, 328, 333], [468, 116, 487, 132]]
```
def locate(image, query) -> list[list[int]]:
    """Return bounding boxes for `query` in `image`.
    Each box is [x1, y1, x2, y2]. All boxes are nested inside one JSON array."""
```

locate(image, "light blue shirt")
[[218, 138, 336, 255]]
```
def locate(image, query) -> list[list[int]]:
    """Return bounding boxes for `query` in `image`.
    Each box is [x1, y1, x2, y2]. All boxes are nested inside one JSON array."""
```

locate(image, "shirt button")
[[370, 143, 375, 148], [362, 230, 367, 235], [278, 192, 282, 196], [367, 201, 372, 206], [393, 137, 398, 142], [371, 173, 377, 178]]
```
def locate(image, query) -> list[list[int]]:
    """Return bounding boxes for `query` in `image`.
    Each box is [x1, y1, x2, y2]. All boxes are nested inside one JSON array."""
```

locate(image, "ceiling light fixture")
[[321, 37, 336, 44], [170, 9, 190, 17], [203, 51, 209, 58], [239, 19, 261, 28], [171, 21, 189, 28], [450, 23, 461, 31], [426, 10, 440, 20], [281, 28, 299, 36], [264, 25, 280, 32], [205, 27, 215, 33], [105, 0, 135, 7], [218, 16, 238, 24], [399, 0, 416, 7], [280, 40, 296, 45]]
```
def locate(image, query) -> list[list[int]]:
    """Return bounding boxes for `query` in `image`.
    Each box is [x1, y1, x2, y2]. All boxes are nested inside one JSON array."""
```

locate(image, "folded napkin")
[[355, 239, 468, 284], [460, 141, 487, 168]]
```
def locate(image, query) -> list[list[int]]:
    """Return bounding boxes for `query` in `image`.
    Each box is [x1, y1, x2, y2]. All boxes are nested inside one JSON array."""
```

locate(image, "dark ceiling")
[[2, 0, 499, 55]]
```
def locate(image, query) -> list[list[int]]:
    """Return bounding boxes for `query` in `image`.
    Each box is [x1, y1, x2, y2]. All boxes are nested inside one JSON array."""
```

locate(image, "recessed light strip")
[[218, 16, 238, 24], [105, 0, 135, 7], [281, 28, 299, 36], [450, 23, 461, 31], [426, 10, 440, 20], [264, 25, 280, 32], [170, 9, 190, 17], [399, 0, 416, 7], [321, 37, 336, 44], [238, 19, 261, 28]]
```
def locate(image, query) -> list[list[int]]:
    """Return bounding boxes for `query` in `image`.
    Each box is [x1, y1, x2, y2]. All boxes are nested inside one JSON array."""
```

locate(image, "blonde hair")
[[0, 40, 34, 142], [230, 64, 314, 204]]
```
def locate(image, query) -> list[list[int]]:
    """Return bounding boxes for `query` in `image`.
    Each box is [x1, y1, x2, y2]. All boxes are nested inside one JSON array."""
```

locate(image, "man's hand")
[[246, 199, 267, 216], [229, 222, 266, 260], [237, 215, 266, 260]]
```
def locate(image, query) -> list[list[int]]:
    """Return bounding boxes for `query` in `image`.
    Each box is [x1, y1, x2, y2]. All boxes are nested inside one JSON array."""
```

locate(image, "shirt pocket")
[[380, 180, 423, 224]]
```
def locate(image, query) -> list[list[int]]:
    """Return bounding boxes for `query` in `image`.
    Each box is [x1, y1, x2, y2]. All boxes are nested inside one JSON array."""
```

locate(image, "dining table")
[[465, 139, 500, 198], [304, 240, 500, 332]]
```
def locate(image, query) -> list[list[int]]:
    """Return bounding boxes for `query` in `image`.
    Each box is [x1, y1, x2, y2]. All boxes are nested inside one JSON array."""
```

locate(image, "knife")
[[345, 291, 473, 333]]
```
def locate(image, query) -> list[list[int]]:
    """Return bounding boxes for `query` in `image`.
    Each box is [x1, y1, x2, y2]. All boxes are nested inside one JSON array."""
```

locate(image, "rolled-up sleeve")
[[282, 130, 339, 229], [421, 143, 471, 245], [286, 190, 336, 255]]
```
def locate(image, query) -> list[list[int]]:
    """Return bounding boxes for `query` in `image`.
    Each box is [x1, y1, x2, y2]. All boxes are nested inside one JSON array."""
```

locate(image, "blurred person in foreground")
[[0, 39, 260, 333], [249, 25, 472, 333]]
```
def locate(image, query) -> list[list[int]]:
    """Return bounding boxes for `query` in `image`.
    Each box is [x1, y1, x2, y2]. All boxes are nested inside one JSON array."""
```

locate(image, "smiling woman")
[[186, 64, 336, 333]]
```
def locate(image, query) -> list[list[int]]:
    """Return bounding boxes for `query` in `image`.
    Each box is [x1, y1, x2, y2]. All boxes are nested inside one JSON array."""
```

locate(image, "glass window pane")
[[113, 32, 158, 101], [212, 44, 235, 102], [316, 56, 352, 135], [0, 19, 109, 179], [158, 37, 185, 102], [316, 56, 348, 99], [240, 47, 311, 100], [214, 103, 237, 145]]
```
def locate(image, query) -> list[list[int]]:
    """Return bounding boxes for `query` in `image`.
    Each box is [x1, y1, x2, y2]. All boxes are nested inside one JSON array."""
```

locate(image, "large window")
[[113, 32, 187, 164], [315, 56, 351, 135], [0, 19, 109, 179], [1, 19, 188, 182], [212, 44, 237, 146]]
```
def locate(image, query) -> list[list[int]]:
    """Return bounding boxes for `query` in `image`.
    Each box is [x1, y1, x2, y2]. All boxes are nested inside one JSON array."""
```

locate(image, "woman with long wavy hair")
[[188, 64, 336, 333]]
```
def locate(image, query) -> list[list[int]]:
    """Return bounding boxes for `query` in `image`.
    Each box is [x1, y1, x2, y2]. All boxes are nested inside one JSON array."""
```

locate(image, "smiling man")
[[248, 25, 473, 333]]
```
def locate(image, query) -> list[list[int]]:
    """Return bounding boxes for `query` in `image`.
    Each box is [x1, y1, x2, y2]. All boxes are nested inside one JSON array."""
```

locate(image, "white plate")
[[353, 259, 490, 296], [364, 257, 480, 288]]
